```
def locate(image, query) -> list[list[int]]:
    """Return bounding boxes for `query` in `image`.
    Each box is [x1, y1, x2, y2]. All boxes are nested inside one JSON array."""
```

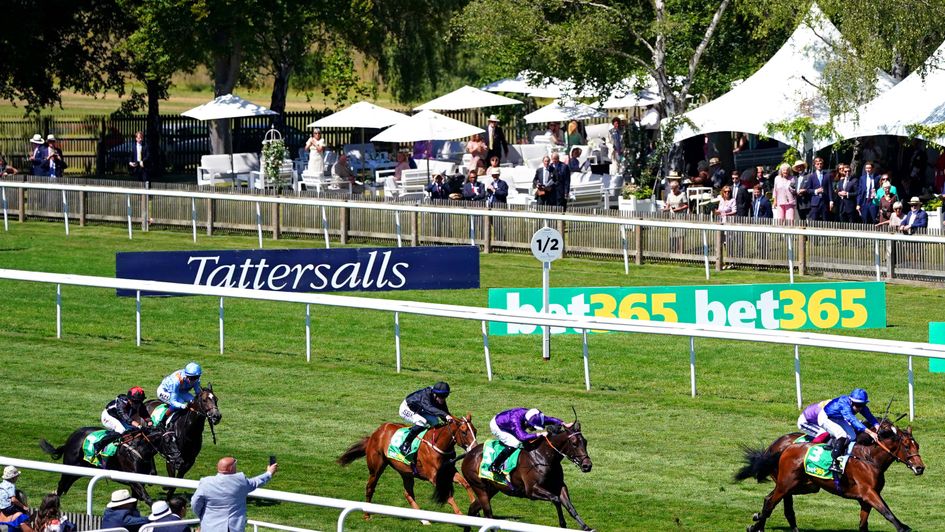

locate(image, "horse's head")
[[193, 385, 222, 425], [547, 422, 592, 473], [449, 414, 477, 452], [877, 420, 924, 476]]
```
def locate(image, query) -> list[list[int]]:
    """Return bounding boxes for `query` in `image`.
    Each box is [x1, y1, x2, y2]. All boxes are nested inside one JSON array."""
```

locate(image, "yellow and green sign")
[[488, 282, 886, 335]]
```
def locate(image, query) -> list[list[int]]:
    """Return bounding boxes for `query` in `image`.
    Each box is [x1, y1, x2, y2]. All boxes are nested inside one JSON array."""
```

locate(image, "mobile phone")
[[269, 455, 276, 465]]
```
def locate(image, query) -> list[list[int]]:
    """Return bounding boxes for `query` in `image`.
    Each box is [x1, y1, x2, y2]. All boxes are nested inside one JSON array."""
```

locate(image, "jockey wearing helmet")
[[819, 388, 879, 472], [101, 387, 153, 434], [489, 408, 565, 478], [157, 363, 203, 411], [398, 382, 453, 455]]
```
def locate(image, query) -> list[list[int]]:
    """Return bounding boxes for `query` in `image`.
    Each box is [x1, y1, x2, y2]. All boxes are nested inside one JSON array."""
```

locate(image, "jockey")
[[796, 400, 830, 443], [157, 362, 203, 411], [95, 387, 152, 455], [489, 408, 565, 478], [398, 382, 453, 455], [818, 388, 879, 472]]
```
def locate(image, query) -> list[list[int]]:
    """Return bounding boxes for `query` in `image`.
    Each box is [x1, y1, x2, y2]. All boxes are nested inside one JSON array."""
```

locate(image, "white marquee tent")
[[181, 94, 277, 120], [523, 100, 606, 124], [415, 85, 522, 111], [820, 40, 945, 148], [672, 4, 897, 148]]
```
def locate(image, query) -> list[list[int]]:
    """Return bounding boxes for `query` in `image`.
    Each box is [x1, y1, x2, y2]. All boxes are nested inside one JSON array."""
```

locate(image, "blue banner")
[[116, 246, 480, 296]]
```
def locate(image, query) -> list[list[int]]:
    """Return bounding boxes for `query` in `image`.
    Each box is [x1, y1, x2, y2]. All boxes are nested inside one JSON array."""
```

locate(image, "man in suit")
[[484, 115, 508, 163], [425, 173, 449, 200], [28, 134, 47, 176], [751, 185, 773, 219], [533, 155, 557, 206], [192, 456, 277, 532], [899, 197, 929, 234], [461, 171, 486, 201], [804, 157, 833, 221], [708, 157, 726, 190], [792, 160, 813, 220], [732, 172, 751, 217], [857, 161, 880, 224], [836, 164, 860, 223], [551, 152, 571, 211], [128, 131, 150, 183], [485, 168, 508, 205], [102, 489, 149, 532]]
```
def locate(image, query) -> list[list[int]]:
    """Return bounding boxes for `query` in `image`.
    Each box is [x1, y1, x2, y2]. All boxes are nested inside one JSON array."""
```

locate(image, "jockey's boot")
[[399, 425, 425, 455], [829, 436, 849, 473], [489, 445, 516, 478]]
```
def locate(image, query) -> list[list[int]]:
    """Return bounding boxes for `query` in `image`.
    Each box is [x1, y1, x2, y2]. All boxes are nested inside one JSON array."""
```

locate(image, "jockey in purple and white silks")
[[157, 362, 203, 411], [818, 388, 879, 472], [796, 400, 830, 443], [489, 408, 564, 477]]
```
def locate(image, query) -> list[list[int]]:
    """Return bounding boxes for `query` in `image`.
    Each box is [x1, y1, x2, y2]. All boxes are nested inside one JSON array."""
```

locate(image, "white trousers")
[[489, 418, 522, 448], [817, 409, 856, 440], [101, 410, 131, 433], [796, 412, 824, 437], [399, 399, 436, 427]]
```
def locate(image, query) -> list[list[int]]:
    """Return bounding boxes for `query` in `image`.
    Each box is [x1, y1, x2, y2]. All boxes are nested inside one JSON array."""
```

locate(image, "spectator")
[[565, 120, 584, 147], [835, 164, 860, 223], [876, 202, 904, 232], [876, 180, 899, 225], [191, 456, 277, 532], [31, 493, 72, 532], [545, 122, 564, 145], [0, 466, 31, 532], [485, 168, 508, 205], [708, 157, 726, 190], [715, 185, 736, 222], [663, 176, 688, 254], [857, 161, 880, 224], [425, 174, 450, 200], [412, 140, 433, 161], [568, 147, 584, 173], [732, 172, 751, 217], [551, 153, 571, 211], [733, 133, 748, 153], [304, 129, 326, 178], [101, 489, 148, 532], [465, 133, 488, 170], [608, 117, 623, 175], [332, 154, 360, 191], [167, 496, 192, 532], [533, 156, 556, 207], [392, 152, 410, 181], [44, 135, 66, 178], [461, 171, 486, 201], [128, 131, 149, 183], [772, 163, 796, 222], [147, 500, 189, 532], [1, 154, 19, 175], [804, 157, 832, 221], [484, 115, 509, 163], [28, 134, 47, 176], [751, 184, 773, 219], [899, 197, 928, 234], [793, 160, 812, 220]]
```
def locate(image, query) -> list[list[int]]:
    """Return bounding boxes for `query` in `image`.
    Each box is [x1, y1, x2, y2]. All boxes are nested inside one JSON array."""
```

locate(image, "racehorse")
[[145, 386, 222, 497], [39, 426, 182, 504], [337, 415, 478, 519], [735, 418, 924, 532], [449, 421, 594, 531]]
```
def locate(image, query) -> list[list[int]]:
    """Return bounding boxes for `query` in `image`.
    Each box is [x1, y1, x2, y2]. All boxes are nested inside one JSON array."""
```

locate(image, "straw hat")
[[487, 115, 500, 123], [708, 157, 720, 166], [148, 500, 172, 521], [30, 134, 44, 144], [106, 489, 137, 508], [489, 168, 501, 176], [2, 465, 20, 480], [792, 159, 807, 170], [46, 134, 57, 142], [909, 196, 922, 205]]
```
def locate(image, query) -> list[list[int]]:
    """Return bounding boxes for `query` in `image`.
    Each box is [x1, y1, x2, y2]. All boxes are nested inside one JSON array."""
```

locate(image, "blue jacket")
[[158, 370, 202, 409], [900, 208, 928, 231], [29, 145, 48, 176], [751, 195, 773, 219], [823, 395, 878, 433], [102, 507, 149, 532], [857, 173, 880, 208]]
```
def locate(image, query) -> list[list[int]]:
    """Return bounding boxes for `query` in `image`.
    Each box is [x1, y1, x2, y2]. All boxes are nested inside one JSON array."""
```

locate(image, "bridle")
[[424, 417, 477, 456], [543, 431, 586, 469], [872, 429, 921, 471], [183, 393, 220, 444], [121, 429, 180, 464]]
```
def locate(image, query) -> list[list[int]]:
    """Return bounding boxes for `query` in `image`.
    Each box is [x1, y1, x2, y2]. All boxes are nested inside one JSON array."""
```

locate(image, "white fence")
[[0, 457, 568, 532], [0, 268, 943, 420]]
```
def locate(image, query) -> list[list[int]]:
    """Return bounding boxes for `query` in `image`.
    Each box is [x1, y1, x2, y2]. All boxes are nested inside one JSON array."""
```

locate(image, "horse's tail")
[[39, 439, 65, 460], [431, 459, 457, 505], [337, 437, 368, 466], [734, 445, 781, 483]]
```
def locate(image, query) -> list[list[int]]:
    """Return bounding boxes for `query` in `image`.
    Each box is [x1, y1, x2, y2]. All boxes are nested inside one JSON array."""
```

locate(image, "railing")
[[139, 517, 317, 532], [0, 457, 568, 532]]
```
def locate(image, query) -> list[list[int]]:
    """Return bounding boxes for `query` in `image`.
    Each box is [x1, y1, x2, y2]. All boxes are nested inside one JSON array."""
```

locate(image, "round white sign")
[[531, 227, 563, 262]]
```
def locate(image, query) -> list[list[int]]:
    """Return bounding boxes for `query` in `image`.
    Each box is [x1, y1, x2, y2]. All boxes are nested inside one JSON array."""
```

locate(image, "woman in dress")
[[565, 120, 584, 148], [876, 180, 899, 224], [715, 185, 737, 222], [663, 177, 689, 254], [305, 129, 326, 176], [772, 163, 796, 222], [393, 152, 410, 182], [465, 133, 487, 170]]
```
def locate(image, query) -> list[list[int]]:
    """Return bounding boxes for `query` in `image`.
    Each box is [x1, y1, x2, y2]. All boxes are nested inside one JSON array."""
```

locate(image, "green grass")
[[0, 221, 944, 531]]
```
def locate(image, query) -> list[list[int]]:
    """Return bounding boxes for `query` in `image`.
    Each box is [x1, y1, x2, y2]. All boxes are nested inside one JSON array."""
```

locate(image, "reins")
[[184, 400, 218, 445], [542, 432, 585, 469]]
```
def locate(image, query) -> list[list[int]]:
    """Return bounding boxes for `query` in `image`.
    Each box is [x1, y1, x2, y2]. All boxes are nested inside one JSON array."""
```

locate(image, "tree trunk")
[[145, 78, 162, 179], [209, 38, 242, 155], [268, 62, 293, 132]]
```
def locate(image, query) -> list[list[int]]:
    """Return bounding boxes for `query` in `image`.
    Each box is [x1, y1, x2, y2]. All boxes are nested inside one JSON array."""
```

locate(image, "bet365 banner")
[[488, 282, 885, 335], [116, 246, 479, 296]]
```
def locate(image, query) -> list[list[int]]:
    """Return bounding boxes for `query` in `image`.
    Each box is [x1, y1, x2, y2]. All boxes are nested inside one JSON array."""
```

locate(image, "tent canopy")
[[181, 94, 277, 121], [672, 4, 895, 148], [415, 86, 521, 111], [523, 100, 606, 124], [371, 110, 484, 143], [307, 101, 408, 129]]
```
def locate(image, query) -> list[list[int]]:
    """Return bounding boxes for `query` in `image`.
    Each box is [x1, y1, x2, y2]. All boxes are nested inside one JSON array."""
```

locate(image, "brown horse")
[[735, 420, 924, 532], [449, 422, 594, 531], [337, 415, 478, 519]]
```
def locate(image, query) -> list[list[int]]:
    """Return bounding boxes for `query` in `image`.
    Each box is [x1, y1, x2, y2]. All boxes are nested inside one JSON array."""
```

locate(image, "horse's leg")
[[454, 471, 475, 503], [747, 484, 791, 532], [554, 501, 566, 528], [56, 474, 81, 497], [401, 473, 431, 525], [859, 500, 873, 531], [782, 494, 799, 532], [860, 489, 910, 532], [558, 483, 594, 531], [362, 451, 388, 520], [129, 482, 152, 505]]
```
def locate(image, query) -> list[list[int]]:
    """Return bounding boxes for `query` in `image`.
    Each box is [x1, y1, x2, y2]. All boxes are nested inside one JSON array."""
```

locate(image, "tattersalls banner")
[[116, 246, 480, 296], [488, 282, 886, 335]]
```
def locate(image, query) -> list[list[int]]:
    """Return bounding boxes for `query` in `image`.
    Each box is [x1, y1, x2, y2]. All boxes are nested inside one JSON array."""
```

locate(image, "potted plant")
[[618, 182, 654, 212], [924, 195, 943, 231], [261, 128, 289, 191]]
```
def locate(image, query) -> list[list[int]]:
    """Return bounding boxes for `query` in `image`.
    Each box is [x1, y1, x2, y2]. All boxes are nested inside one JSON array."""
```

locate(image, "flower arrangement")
[[621, 183, 652, 200], [261, 129, 288, 189]]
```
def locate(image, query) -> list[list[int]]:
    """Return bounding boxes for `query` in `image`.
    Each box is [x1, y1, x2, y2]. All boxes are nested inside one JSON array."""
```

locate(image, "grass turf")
[[0, 221, 943, 531]]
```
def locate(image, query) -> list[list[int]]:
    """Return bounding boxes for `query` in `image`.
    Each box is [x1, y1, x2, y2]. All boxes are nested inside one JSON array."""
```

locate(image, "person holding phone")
[[192, 456, 277, 532]]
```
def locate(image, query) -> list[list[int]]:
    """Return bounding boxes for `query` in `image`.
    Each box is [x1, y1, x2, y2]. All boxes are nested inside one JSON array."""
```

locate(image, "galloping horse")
[[145, 386, 222, 496], [449, 422, 594, 531], [39, 426, 182, 504], [735, 419, 924, 532], [337, 415, 478, 518]]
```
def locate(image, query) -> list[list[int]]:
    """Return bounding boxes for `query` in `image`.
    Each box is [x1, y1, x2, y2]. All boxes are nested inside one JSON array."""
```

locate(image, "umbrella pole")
[[360, 127, 366, 180]]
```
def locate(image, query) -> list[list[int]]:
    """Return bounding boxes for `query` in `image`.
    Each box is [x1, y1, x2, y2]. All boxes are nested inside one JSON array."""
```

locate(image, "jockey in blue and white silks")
[[818, 388, 879, 472], [157, 362, 203, 411]]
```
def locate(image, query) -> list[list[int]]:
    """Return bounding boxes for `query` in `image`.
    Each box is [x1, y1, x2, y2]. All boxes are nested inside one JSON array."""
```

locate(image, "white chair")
[[196, 154, 235, 186], [249, 159, 294, 190], [232, 152, 260, 182]]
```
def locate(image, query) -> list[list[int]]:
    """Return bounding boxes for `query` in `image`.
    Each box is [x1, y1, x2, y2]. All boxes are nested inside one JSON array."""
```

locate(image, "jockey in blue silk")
[[489, 408, 566, 478], [819, 388, 880, 473], [157, 362, 203, 411]]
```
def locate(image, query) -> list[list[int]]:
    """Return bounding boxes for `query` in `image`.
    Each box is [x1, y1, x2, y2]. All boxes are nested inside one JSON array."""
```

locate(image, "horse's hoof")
[[421, 519, 432, 526], [752, 513, 760, 521], [362, 513, 371, 521]]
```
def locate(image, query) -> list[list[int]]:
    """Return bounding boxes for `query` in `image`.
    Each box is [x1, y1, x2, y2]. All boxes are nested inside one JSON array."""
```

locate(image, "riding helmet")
[[128, 386, 146, 402], [850, 388, 869, 404], [432, 381, 450, 396], [184, 362, 202, 377]]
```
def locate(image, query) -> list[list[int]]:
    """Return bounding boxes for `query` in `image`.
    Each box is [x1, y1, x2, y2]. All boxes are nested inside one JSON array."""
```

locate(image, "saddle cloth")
[[804, 443, 850, 479], [478, 439, 522, 483], [81, 430, 119, 466], [386, 427, 428, 464]]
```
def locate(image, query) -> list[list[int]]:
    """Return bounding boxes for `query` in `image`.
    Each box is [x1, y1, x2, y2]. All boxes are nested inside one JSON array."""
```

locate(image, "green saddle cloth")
[[479, 439, 522, 483], [793, 434, 814, 444], [387, 427, 428, 464], [82, 430, 119, 467], [804, 444, 849, 479], [150, 404, 169, 426]]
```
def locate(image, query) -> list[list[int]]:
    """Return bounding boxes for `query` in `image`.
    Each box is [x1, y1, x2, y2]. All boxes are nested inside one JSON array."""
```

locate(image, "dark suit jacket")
[[838, 177, 860, 214], [102, 508, 149, 532], [29, 145, 48, 176], [425, 181, 449, 199], [733, 184, 751, 217], [462, 181, 486, 201], [751, 195, 773, 219], [552, 162, 571, 201], [803, 170, 833, 207], [857, 173, 880, 208], [484, 124, 509, 160], [533, 165, 556, 197], [900, 208, 929, 231], [486, 178, 509, 204], [129, 141, 150, 181], [42, 146, 67, 177]]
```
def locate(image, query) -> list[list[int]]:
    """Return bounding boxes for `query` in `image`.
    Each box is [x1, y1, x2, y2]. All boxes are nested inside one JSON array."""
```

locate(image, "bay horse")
[[337, 415, 478, 519], [735, 419, 924, 532], [449, 422, 594, 531], [145, 386, 222, 496], [39, 426, 182, 504]]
